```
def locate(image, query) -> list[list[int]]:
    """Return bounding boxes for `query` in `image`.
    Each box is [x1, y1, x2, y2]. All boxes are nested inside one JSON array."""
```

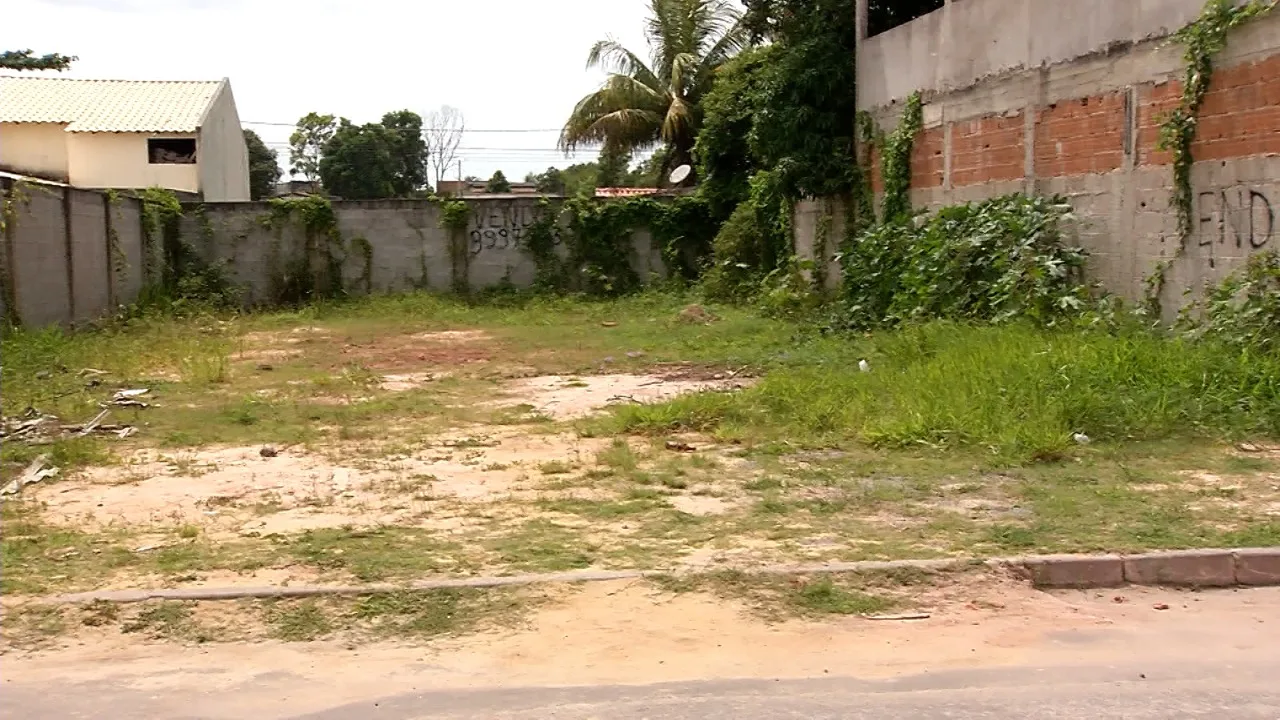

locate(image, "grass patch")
[[0, 605, 68, 648], [649, 570, 901, 620], [597, 439, 640, 471], [118, 601, 232, 643], [539, 496, 664, 519], [610, 322, 1280, 462], [265, 599, 334, 641], [281, 526, 470, 582], [486, 520, 595, 571], [351, 588, 529, 639], [792, 577, 894, 615]]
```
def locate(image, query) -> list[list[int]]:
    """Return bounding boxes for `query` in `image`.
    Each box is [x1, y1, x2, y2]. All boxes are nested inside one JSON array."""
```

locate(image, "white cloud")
[[5, 0, 662, 180]]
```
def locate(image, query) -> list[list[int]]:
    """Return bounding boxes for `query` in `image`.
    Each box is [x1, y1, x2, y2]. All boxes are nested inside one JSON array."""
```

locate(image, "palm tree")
[[560, 0, 749, 182]]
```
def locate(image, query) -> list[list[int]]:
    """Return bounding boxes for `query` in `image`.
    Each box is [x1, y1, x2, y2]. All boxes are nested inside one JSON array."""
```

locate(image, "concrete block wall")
[[1, 189, 666, 327], [1, 178, 148, 327], [793, 197, 847, 293], [183, 196, 666, 307], [804, 3, 1280, 311]]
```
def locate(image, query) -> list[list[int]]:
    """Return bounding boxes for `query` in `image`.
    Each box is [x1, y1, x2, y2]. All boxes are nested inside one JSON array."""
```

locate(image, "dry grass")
[[2, 292, 1276, 615]]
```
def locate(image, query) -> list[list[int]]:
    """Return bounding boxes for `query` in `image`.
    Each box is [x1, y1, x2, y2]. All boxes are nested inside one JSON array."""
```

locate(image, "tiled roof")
[[595, 187, 662, 198], [0, 76, 226, 132]]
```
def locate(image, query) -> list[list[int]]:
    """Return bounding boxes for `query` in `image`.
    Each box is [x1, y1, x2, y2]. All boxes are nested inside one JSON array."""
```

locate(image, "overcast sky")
[[4, 0, 659, 181]]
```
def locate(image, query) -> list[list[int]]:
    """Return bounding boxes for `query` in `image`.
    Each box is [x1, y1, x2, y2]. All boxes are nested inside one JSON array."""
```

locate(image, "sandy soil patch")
[[378, 372, 448, 392], [37, 429, 614, 536], [668, 495, 736, 516], [11, 573, 1254, 691], [411, 330, 490, 344], [499, 374, 752, 420], [335, 331, 496, 373], [237, 328, 497, 375]]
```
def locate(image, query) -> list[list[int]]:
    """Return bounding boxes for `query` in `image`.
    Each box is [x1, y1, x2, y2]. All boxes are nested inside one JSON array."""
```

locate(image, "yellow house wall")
[[0, 122, 70, 181], [65, 132, 199, 194]]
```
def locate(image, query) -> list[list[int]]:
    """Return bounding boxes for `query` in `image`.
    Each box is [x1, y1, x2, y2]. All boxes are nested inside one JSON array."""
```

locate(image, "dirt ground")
[[26, 348, 750, 540], [7, 318, 1279, 628], [6, 580, 1278, 702]]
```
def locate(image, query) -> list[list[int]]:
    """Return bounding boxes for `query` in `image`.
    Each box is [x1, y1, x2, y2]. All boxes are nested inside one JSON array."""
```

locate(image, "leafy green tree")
[[695, 46, 775, 216], [244, 130, 282, 201], [0, 49, 75, 71], [486, 171, 512, 194], [527, 167, 566, 194], [289, 113, 337, 184], [628, 146, 671, 188], [867, 0, 944, 36], [596, 144, 632, 188], [560, 0, 749, 177], [318, 121, 396, 200], [381, 110, 429, 195], [743, 0, 940, 39], [560, 163, 601, 196], [729, 0, 858, 198]]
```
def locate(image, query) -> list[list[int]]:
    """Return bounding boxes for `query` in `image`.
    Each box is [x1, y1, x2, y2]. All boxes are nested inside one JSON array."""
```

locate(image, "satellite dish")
[[669, 164, 692, 185]]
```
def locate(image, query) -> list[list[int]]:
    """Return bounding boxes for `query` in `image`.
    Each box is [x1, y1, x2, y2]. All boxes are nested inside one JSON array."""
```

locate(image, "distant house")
[[595, 187, 661, 199], [273, 179, 321, 198], [0, 76, 250, 202], [436, 179, 543, 197]]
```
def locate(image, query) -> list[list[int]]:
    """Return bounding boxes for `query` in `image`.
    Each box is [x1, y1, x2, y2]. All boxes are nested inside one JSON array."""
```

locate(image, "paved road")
[[4, 660, 1280, 719]]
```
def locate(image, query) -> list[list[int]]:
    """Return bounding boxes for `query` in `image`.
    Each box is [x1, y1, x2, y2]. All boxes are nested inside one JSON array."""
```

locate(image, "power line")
[[245, 119, 560, 133]]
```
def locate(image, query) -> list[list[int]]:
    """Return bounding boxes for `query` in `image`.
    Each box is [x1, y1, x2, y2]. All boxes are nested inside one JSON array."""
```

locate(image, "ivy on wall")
[[519, 195, 715, 296], [438, 198, 471, 294], [136, 188, 240, 308], [102, 190, 129, 286], [1159, 0, 1275, 244], [261, 195, 347, 303], [0, 180, 29, 327], [878, 92, 923, 225]]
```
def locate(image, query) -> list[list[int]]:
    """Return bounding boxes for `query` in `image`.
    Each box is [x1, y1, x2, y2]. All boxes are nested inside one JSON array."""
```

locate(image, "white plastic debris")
[[858, 359, 871, 373], [0, 455, 59, 498], [1073, 432, 1092, 445]]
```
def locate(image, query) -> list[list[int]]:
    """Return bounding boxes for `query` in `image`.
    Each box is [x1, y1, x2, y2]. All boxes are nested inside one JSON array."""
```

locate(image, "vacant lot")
[[2, 291, 1278, 645]]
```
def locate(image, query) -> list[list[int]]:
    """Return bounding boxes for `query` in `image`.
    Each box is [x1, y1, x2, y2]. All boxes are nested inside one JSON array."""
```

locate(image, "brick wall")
[[951, 113, 1024, 187], [1035, 93, 1128, 177], [836, 9, 1280, 313]]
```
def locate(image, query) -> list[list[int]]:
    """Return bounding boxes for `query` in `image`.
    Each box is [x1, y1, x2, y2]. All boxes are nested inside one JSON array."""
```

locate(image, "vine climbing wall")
[[848, 0, 1280, 315]]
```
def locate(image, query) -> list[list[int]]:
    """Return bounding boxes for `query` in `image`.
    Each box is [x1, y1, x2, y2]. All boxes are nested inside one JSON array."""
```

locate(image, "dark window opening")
[[148, 138, 197, 164], [868, 0, 946, 37]]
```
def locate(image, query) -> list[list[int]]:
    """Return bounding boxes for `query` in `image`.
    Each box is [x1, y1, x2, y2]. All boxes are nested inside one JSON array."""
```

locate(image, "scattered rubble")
[[1, 380, 152, 447], [864, 612, 931, 621], [0, 454, 59, 498], [677, 304, 718, 325]]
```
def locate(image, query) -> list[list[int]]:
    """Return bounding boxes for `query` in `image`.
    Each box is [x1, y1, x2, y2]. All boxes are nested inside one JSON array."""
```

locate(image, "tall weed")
[[612, 322, 1280, 461], [1180, 249, 1280, 351]]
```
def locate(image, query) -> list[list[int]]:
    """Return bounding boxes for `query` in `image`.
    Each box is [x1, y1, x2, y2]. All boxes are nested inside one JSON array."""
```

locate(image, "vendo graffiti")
[[468, 202, 561, 256], [1197, 185, 1275, 251]]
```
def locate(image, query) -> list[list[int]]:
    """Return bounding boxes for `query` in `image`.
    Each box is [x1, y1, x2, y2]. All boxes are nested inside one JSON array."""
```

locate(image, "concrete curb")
[[29, 548, 1280, 606]]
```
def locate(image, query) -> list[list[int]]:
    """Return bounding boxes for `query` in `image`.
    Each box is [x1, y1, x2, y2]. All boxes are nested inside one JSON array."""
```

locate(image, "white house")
[[0, 76, 250, 202]]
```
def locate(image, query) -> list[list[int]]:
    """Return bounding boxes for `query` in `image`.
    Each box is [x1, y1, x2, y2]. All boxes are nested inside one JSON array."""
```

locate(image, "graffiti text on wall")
[[1197, 186, 1274, 251], [467, 202, 561, 256]]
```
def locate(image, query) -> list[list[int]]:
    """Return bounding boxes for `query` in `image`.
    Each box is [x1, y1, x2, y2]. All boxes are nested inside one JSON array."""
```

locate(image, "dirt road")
[[3, 582, 1276, 719]]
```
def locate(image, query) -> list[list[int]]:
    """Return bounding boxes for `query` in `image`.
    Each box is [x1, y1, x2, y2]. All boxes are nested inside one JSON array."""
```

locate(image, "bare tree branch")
[[424, 106, 466, 192]]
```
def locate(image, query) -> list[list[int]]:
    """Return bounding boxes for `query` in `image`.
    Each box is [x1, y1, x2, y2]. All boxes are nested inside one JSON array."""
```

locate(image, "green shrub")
[[1180, 249, 1280, 351], [838, 194, 1091, 329]]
